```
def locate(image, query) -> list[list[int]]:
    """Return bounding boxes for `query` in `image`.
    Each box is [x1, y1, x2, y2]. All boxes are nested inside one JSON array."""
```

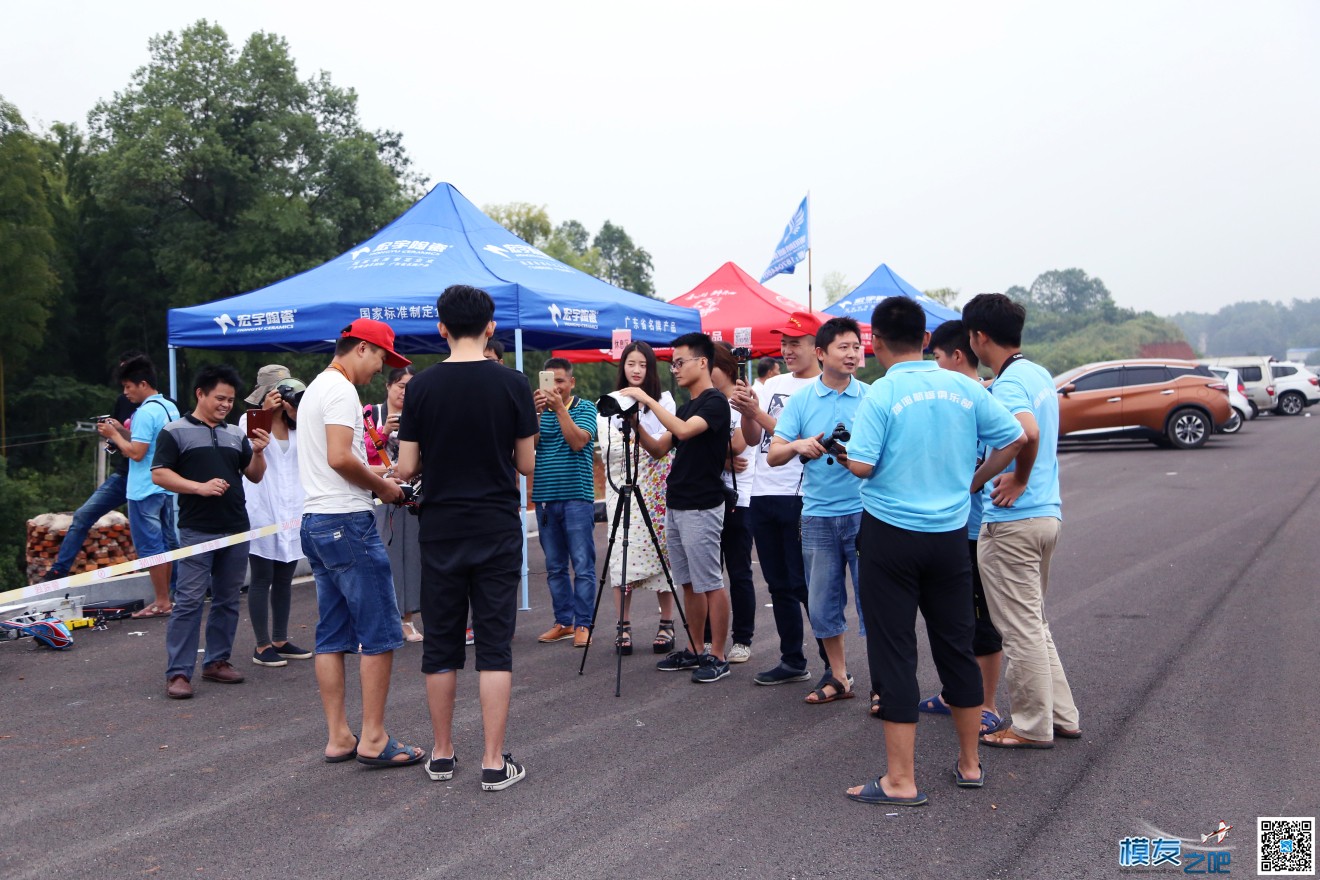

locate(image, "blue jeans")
[[301, 511, 404, 655], [536, 500, 597, 627], [801, 513, 864, 640], [128, 492, 180, 596], [165, 529, 248, 680], [52, 472, 127, 574]]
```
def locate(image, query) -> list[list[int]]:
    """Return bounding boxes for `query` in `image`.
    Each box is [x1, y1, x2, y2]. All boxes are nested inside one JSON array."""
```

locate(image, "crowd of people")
[[43, 284, 1076, 801]]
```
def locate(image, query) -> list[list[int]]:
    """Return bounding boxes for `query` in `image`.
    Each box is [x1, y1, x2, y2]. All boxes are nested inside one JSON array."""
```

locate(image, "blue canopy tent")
[[824, 263, 959, 332], [166, 182, 701, 610]]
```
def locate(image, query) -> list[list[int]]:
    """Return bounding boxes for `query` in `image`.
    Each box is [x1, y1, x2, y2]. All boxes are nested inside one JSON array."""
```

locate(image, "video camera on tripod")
[[800, 421, 851, 465]]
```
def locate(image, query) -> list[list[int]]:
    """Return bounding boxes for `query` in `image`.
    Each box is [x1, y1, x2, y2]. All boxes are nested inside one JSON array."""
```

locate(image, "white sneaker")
[[727, 643, 751, 664]]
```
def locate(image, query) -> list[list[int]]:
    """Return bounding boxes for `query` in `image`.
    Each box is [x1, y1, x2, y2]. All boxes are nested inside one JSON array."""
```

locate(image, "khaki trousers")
[[978, 517, 1079, 741]]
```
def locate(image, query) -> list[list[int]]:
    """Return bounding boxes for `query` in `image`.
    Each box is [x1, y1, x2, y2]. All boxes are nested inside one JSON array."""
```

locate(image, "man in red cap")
[[731, 311, 835, 689], [297, 318, 425, 768]]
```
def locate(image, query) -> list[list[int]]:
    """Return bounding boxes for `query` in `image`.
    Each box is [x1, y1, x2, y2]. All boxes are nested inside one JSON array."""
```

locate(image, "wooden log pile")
[[25, 511, 136, 583]]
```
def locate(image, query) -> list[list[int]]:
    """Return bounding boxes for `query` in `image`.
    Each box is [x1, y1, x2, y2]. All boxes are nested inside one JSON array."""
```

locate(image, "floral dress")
[[598, 392, 675, 592]]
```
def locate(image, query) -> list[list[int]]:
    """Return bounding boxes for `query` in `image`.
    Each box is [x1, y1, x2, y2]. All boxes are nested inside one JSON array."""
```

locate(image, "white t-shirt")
[[722, 406, 756, 508], [750, 372, 817, 497], [297, 371, 373, 514]]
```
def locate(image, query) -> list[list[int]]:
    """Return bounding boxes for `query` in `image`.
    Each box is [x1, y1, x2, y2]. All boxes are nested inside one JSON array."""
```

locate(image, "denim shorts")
[[301, 511, 404, 655], [128, 493, 177, 561], [664, 505, 725, 593], [801, 512, 864, 640]]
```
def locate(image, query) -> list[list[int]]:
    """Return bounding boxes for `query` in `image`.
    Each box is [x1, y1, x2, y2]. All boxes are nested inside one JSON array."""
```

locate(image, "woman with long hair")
[[598, 342, 677, 654], [366, 365, 425, 642], [240, 365, 312, 667]]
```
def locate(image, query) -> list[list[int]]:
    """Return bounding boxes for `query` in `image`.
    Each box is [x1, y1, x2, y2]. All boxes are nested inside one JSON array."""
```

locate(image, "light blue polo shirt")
[[848, 361, 1023, 533], [128, 394, 181, 501], [980, 358, 1062, 523], [774, 374, 868, 517]]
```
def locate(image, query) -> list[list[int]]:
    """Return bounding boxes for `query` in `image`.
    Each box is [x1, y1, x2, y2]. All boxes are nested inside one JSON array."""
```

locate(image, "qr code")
[[1259, 817, 1315, 875]]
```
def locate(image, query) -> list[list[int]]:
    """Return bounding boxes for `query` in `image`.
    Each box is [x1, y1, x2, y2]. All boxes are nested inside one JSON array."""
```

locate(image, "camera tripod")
[[578, 417, 691, 696]]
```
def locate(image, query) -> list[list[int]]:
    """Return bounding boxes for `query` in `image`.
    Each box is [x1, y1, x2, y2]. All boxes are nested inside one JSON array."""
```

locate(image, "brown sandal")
[[131, 604, 172, 619]]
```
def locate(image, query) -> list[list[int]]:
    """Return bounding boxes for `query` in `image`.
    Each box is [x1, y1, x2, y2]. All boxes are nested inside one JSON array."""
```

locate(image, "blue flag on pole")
[[760, 195, 810, 283]]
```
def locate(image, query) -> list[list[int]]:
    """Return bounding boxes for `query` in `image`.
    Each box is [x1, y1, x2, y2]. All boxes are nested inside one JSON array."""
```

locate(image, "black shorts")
[[419, 528, 522, 673]]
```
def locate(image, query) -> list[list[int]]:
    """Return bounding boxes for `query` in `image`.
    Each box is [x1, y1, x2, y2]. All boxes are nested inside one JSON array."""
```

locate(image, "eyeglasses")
[[670, 356, 705, 372]]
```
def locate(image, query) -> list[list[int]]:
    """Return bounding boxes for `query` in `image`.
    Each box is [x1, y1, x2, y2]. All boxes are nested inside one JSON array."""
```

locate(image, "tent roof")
[[667, 262, 838, 357], [824, 263, 959, 333], [166, 183, 700, 353]]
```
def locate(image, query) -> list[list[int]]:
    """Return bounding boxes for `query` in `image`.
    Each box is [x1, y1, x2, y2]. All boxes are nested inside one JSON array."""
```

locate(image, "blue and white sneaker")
[[656, 648, 700, 672], [691, 654, 731, 683]]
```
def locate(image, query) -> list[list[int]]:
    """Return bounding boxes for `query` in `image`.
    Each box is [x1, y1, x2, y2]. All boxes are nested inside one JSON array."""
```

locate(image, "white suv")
[[1268, 361, 1320, 415]]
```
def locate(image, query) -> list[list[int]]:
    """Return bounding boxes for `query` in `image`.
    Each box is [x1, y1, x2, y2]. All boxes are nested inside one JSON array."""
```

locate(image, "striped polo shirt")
[[532, 396, 598, 502]]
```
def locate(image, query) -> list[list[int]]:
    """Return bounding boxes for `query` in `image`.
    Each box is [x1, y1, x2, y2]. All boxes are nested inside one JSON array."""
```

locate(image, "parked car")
[[1206, 366, 1253, 433], [1266, 361, 1320, 415], [1199, 356, 1275, 416], [1054, 359, 1233, 449]]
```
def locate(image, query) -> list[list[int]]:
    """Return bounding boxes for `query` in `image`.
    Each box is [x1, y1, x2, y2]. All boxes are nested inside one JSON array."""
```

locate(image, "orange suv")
[[1054, 359, 1233, 449]]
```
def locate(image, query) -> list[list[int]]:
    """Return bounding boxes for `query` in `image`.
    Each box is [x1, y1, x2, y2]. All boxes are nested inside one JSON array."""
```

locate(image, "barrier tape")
[[0, 516, 303, 607]]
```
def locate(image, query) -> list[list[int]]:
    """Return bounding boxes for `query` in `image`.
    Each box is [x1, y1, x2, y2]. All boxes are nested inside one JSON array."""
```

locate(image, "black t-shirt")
[[152, 414, 254, 534], [666, 387, 731, 511], [398, 360, 538, 541]]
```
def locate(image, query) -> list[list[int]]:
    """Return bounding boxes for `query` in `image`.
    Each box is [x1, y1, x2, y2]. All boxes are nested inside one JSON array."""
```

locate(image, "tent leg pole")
[[169, 347, 178, 402], [516, 329, 530, 612]]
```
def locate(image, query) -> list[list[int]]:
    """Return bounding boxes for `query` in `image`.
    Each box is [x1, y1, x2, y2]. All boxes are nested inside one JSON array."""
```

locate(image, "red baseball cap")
[[341, 318, 411, 368], [769, 311, 823, 338]]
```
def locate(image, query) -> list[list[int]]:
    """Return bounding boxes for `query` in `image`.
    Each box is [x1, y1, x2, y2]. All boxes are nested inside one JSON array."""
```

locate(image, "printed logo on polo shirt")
[[891, 389, 974, 416]]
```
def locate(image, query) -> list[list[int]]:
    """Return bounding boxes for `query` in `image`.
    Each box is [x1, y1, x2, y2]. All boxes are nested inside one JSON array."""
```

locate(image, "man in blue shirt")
[[843, 297, 1025, 807], [100, 354, 180, 619], [767, 317, 867, 705], [963, 293, 1081, 750]]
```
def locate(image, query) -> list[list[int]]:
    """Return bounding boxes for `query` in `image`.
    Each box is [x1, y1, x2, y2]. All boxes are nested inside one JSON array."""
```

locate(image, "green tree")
[[484, 202, 552, 248], [923, 287, 960, 308], [593, 220, 655, 297], [84, 20, 419, 361], [821, 270, 850, 305], [0, 97, 62, 452]]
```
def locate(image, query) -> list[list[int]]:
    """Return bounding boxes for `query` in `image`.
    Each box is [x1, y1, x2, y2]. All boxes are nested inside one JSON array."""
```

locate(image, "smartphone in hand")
[[245, 408, 273, 438], [538, 370, 555, 393]]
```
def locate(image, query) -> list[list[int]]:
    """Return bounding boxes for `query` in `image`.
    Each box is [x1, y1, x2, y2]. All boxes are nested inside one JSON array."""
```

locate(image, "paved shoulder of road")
[[2, 417, 1316, 879]]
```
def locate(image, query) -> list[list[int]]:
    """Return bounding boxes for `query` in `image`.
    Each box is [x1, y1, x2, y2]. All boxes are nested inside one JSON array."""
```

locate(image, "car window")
[[1238, 366, 1262, 382], [1273, 364, 1296, 377], [1123, 366, 1171, 386], [1171, 365, 1211, 378], [1070, 369, 1123, 392]]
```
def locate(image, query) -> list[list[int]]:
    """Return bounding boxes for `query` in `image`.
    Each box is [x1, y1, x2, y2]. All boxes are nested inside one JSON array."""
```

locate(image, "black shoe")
[[274, 641, 313, 660], [655, 648, 700, 672], [426, 752, 457, 782], [41, 569, 68, 583], [481, 753, 526, 791], [753, 664, 812, 686], [691, 654, 731, 683], [252, 646, 288, 667]]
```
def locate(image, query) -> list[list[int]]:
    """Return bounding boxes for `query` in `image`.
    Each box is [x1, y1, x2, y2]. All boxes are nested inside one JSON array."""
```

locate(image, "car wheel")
[[1219, 409, 1243, 434], [1277, 391, 1305, 416], [1166, 408, 1211, 449], [1249, 400, 1259, 418]]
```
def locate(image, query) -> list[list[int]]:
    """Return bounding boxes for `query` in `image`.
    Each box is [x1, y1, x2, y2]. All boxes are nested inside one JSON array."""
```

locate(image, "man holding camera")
[[151, 365, 267, 698], [99, 354, 180, 619], [622, 333, 732, 683], [396, 285, 538, 791], [731, 311, 830, 688], [298, 318, 424, 768], [766, 317, 868, 705], [532, 358, 599, 649]]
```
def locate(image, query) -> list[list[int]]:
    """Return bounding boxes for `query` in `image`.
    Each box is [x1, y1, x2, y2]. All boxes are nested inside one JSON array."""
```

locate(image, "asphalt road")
[[3, 414, 1317, 879]]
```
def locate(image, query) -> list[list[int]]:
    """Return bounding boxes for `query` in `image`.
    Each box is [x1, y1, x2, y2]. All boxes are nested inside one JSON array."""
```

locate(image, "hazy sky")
[[4, 1, 1317, 316]]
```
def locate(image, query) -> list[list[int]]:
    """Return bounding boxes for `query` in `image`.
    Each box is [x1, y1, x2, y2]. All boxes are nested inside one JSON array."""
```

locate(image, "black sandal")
[[615, 620, 633, 655], [805, 675, 856, 704], [653, 619, 675, 654], [870, 690, 882, 718]]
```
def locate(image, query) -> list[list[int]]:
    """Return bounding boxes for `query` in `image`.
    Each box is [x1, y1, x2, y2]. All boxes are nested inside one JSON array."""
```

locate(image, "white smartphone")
[[538, 370, 555, 393]]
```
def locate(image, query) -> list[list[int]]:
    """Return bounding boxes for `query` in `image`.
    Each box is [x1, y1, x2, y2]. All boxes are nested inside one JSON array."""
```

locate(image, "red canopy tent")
[[555, 261, 868, 362]]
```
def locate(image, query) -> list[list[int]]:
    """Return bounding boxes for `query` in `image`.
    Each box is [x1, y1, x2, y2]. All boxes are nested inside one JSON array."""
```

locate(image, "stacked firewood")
[[25, 512, 136, 583]]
